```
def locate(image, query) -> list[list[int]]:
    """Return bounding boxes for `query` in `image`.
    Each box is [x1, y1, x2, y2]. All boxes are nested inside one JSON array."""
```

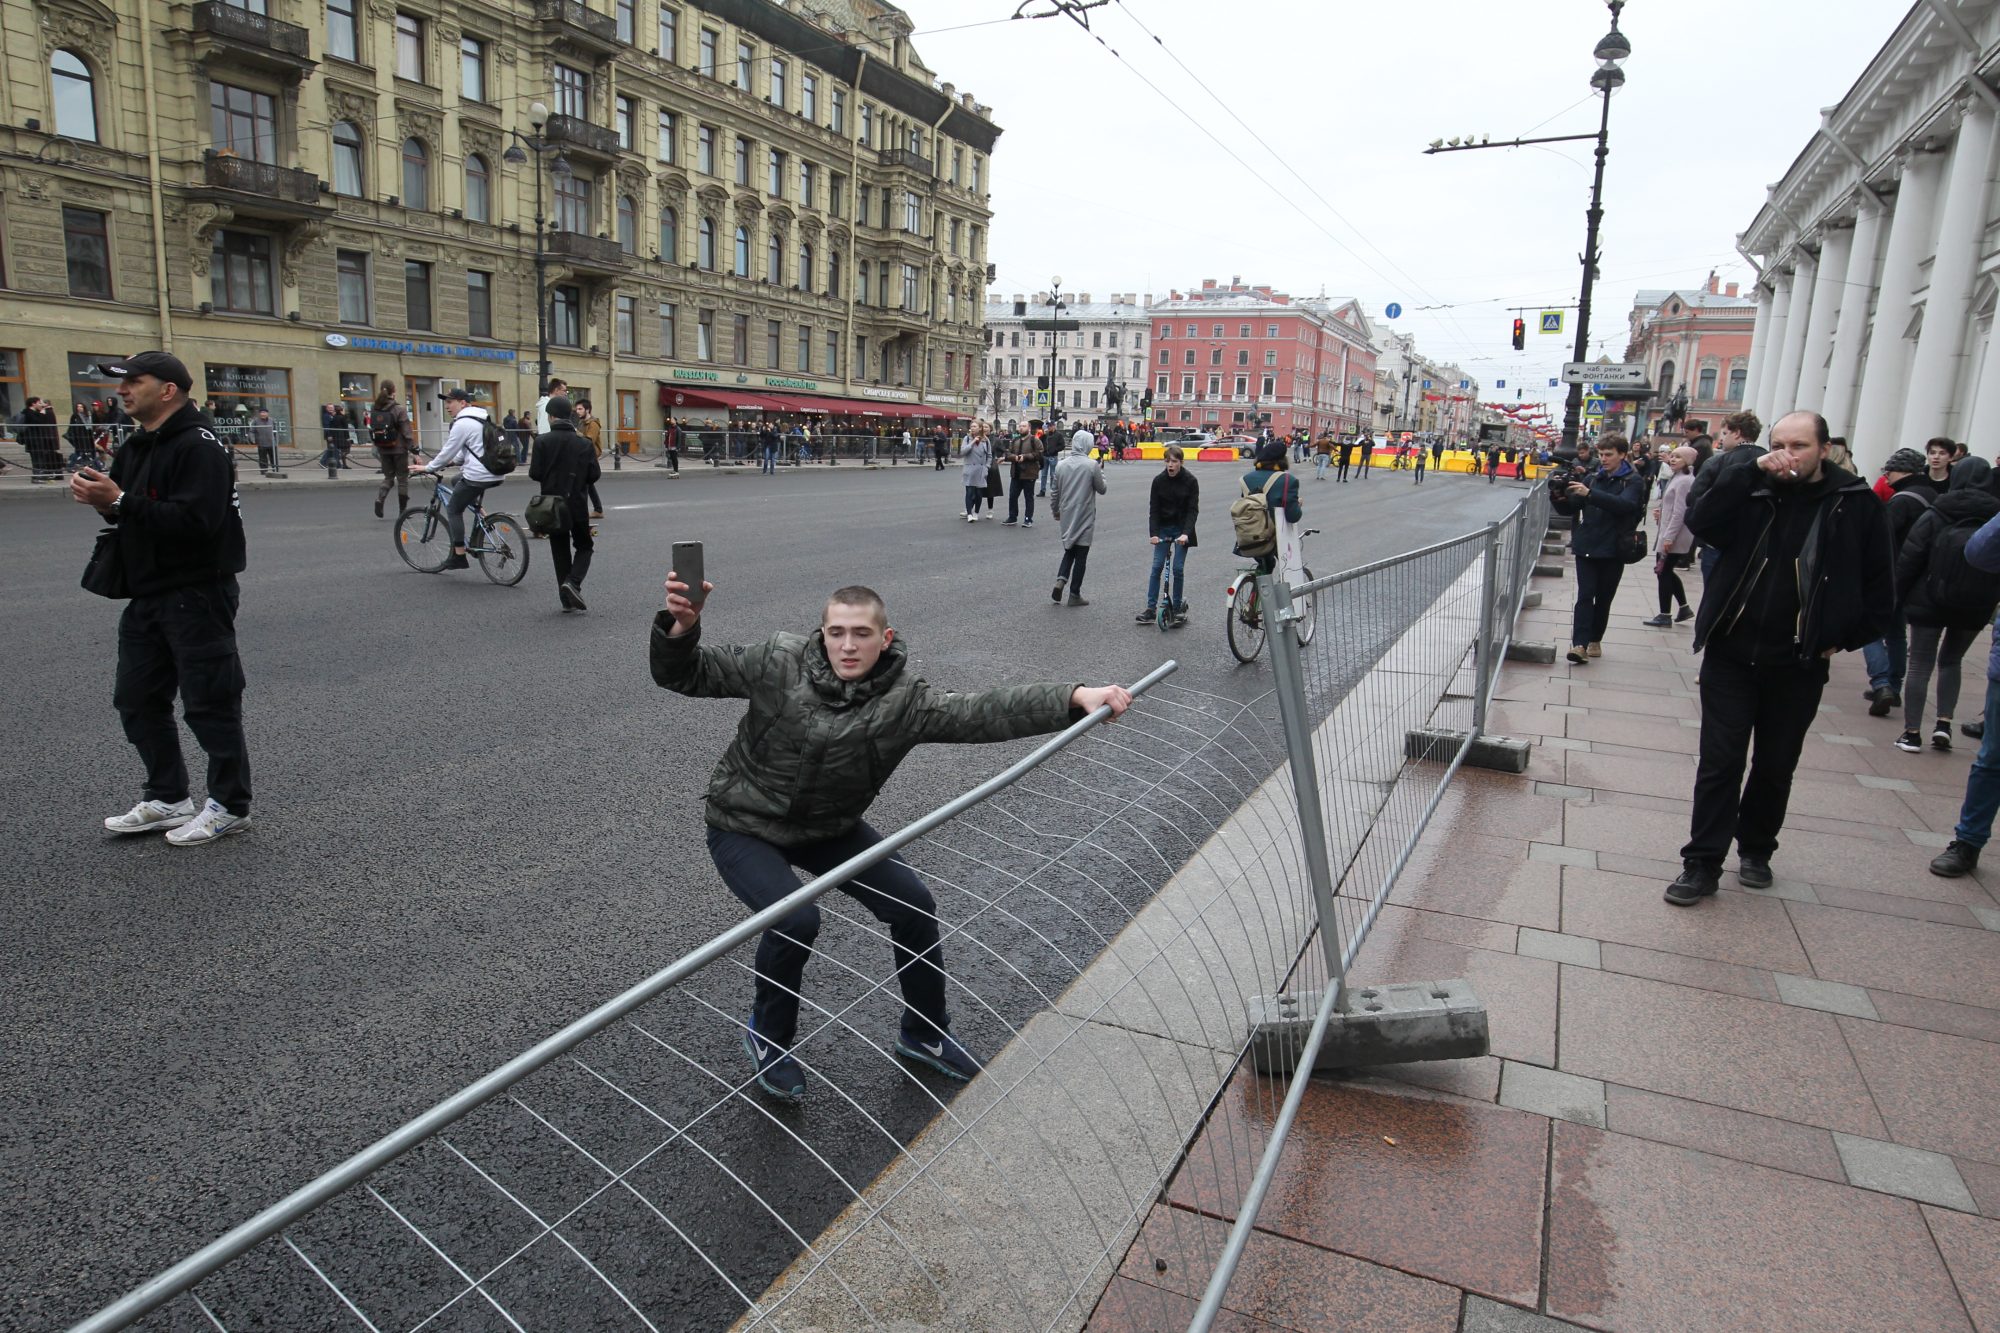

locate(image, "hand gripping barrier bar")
[[68, 661, 1176, 1333]]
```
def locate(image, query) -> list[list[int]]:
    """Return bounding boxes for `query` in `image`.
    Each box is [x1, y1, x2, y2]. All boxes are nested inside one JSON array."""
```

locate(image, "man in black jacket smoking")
[[69, 351, 253, 847]]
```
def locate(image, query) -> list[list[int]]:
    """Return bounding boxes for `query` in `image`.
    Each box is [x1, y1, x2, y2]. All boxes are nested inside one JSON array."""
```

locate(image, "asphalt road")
[[0, 458, 1523, 1331]]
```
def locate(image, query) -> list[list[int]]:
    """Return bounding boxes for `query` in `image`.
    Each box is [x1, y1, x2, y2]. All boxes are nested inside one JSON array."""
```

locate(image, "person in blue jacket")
[[1235, 439, 1303, 574], [1557, 433, 1645, 664]]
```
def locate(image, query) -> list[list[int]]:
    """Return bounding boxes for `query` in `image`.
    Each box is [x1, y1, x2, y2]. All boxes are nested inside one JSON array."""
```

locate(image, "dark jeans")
[[1146, 531, 1187, 612], [587, 482, 603, 513], [1057, 543, 1091, 593], [114, 579, 251, 816], [1335, 458, 1350, 481], [963, 484, 984, 516], [1572, 555, 1625, 646], [445, 477, 498, 550], [1007, 477, 1035, 522], [257, 445, 280, 473], [375, 448, 410, 505], [663, 447, 679, 473], [706, 822, 947, 1049], [1863, 627, 1908, 693], [1699, 544, 1722, 583], [1955, 674, 2000, 847], [548, 496, 594, 589], [1682, 650, 1828, 869]]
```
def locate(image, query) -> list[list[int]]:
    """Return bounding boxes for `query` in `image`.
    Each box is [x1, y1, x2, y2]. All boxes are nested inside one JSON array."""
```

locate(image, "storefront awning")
[[657, 385, 792, 413]]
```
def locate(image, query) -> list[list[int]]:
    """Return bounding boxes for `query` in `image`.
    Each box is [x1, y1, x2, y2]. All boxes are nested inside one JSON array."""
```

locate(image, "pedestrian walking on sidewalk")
[[1050, 426, 1106, 605], [1137, 445, 1198, 625], [651, 577, 1131, 1102], [1666, 411, 1894, 906], [1038, 427, 1060, 496], [369, 382, 416, 519], [1863, 448, 1936, 715], [1687, 411, 1765, 583], [959, 419, 993, 522], [1891, 478, 2000, 754], [1555, 434, 1645, 663], [529, 395, 599, 612], [1644, 446, 1698, 627], [1928, 510, 2000, 877], [1003, 432, 1040, 526], [576, 402, 606, 516]]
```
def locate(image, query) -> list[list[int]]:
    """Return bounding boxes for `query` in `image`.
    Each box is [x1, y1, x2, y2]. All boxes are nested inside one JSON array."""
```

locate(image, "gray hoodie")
[[1049, 433, 1106, 547]]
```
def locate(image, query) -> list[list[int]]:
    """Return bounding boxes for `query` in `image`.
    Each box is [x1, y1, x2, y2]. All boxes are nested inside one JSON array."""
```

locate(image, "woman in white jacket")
[[1646, 445, 1698, 627], [959, 419, 994, 521]]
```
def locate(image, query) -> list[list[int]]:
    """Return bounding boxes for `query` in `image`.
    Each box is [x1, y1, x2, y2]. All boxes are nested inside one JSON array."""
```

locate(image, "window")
[[1238, 324, 1251, 338], [658, 301, 677, 356], [615, 96, 633, 149], [657, 110, 676, 162], [210, 230, 273, 313], [733, 136, 749, 186], [856, 259, 869, 305], [829, 173, 845, 216], [857, 184, 870, 224], [331, 121, 364, 196], [828, 249, 840, 297], [1727, 365, 1747, 401], [1210, 349, 1222, 365], [901, 263, 919, 312], [948, 218, 960, 254], [798, 243, 813, 290], [972, 156, 982, 193], [797, 324, 810, 371], [459, 35, 485, 101], [466, 269, 492, 337], [1185, 323, 1197, 336], [735, 40, 751, 89], [550, 285, 581, 346], [327, 0, 357, 61], [1234, 375, 1247, 398], [732, 227, 748, 277], [463, 154, 490, 221], [617, 194, 637, 253], [698, 28, 717, 78], [1156, 374, 1167, 394], [617, 295, 636, 353], [1264, 350, 1277, 367], [336, 249, 369, 323], [1267, 324, 1279, 338], [554, 64, 588, 120], [902, 191, 920, 233], [211, 82, 276, 162], [1697, 366, 1718, 400], [1091, 358, 1101, 377], [697, 217, 715, 269], [553, 171, 590, 232], [731, 313, 748, 365], [770, 57, 787, 108], [64, 207, 112, 299], [659, 207, 677, 262], [802, 73, 817, 121], [204, 364, 292, 439], [394, 12, 423, 81], [1180, 375, 1194, 395], [830, 87, 846, 133], [400, 138, 429, 208], [657, 5, 677, 60], [824, 329, 838, 376], [880, 192, 891, 228], [950, 147, 962, 185], [404, 259, 432, 330], [615, 0, 634, 44], [697, 307, 714, 360], [697, 125, 715, 174], [1237, 350, 1249, 366], [799, 161, 815, 206], [766, 319, 781, 367], [766, 231, 780, 283], [1261, 375, 1275, 396], [860, 104, 872, 147], [51, 51, 98, 142], [1183, 349, 1195, 365], [768, 149, 785, 197]]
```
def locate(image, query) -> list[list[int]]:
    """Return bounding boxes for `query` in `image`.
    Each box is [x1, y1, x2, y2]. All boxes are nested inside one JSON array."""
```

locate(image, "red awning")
[[657, 385, 791, 413]]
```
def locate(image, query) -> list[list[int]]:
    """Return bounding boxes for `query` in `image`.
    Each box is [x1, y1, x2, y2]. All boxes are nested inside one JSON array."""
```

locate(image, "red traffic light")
[[1511, 318, 1526, 351]]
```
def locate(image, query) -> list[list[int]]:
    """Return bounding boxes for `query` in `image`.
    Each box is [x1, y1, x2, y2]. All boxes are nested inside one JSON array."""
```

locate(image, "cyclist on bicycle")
[[413, 387, 499, 571], [1236, 439, 1303, 574]]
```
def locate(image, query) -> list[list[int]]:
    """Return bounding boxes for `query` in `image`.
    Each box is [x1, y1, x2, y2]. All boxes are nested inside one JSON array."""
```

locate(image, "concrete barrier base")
[[1248, 979, 1490, 1073], [1533, 562, 1565, 578], [1505, 640, 1557, 664], [1404, 726, 1533, 773]]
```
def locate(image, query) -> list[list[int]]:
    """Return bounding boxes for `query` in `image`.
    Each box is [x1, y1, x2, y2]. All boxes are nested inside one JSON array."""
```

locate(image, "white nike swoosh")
[[915, 1040, 944, 1057]]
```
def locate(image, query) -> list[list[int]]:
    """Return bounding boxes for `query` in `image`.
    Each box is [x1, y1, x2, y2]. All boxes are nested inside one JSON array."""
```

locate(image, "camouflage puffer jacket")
[[651, 614, 1081, 846]]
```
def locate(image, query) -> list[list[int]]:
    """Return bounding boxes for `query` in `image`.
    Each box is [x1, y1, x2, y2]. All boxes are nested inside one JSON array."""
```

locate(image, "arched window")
[[766, 231, 781, 284], [617, 194, 637, 253], [697, 217, 715, 270], [52, 51, 98, 142], [799, 243, 814, 292], [400, 138, 429, 209], [1658, 359, 1676, 401], [732, 226, 748, 277], [463, 154, 490, 222], [331, 121, 364, 197], [659, 207, 678, 263]]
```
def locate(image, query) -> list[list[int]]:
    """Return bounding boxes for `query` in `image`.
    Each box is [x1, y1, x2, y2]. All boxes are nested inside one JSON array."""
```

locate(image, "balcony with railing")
[[544, 228, 630, 273], [190, 0, 315, 76], [195, 152, 330, 217], [875, 148, 934, 176], [542, 113, 622, 160], [534, 0, 620, 55]]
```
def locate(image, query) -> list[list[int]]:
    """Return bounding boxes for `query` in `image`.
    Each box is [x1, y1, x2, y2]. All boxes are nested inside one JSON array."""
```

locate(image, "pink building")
[[1147, 279, 1377, 437], [1624, 273, 1758, 435]]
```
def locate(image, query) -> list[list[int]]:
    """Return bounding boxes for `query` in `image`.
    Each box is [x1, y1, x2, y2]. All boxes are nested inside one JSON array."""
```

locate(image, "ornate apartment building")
[[0, 0, 998, 444], [980, 293, 1150, 425]]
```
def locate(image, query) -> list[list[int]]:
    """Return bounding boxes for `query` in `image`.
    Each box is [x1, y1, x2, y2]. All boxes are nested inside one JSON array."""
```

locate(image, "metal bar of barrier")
[[70, 660, 1177, 1333]]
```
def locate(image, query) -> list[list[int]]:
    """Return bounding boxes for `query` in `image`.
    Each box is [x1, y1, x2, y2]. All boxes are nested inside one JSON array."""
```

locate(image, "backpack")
[[1925, 520, 2000, 616], [370, 405, 402, 448], [474, 413, 517, 475], [524, 492, 570, 535], [1230, 473, 1285, 555]]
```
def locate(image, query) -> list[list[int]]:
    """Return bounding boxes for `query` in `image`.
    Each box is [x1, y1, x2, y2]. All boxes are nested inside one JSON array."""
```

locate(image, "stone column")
[[1741, 283, 1775, 421], [1898, 102, 1997, 448], [1963, 306, 2000, 448], [1753, 271, 1794, 424], [1794, 226, 1853, 414], [1822, 196, 1885, 438], [1852, 147, 1947, 461], [1769, 253, 1818, 414]]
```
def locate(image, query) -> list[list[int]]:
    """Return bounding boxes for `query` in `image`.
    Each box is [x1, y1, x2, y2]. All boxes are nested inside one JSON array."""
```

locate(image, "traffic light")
[[1511, 318, 1525, 351]]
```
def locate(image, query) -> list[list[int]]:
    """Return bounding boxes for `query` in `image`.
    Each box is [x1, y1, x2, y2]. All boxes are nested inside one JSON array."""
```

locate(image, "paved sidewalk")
[[1095, 547, 2000, 1331]]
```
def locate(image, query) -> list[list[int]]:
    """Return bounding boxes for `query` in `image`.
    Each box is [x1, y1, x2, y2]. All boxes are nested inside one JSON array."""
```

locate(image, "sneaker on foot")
[[104, 797, 196, 835], [164, 798, 252, 847], [559, 582, 586, 611], [1135, 608, 1155, 623], [1738, 855, 1774, 889], [894, 1024, 982, 1081], [1586, 643, 1603, 658], [445, 553, 470, 570], [1664, 859, 1721, 906], [1022, 518, 1034, 527], [1674, 604, 1694, 622], [1051, 578, 1065, 603], [1930, 840, 1981, 878], [1868, 687, 1896, 718], [742, 1018, 806, 1103], [1642, 613, 1673, 627], [1066, 594, 1089, 607], [1002, 518, 1017, 526], [1566, 646, 1589, 665], [1894, 730, 1923, 753], [1933, 721, 1953, 752]]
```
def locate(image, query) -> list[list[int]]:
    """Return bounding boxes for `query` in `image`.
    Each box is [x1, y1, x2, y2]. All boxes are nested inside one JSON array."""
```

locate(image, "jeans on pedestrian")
[[963, 484, 984, 516], [1313, 453, 1329, 480], [1007, 477, 1035, 522], [113, 579, 252, 816], [1146, 532, 1188, 612], [1954, 675, 2000, 847], [706, 822, 947, 1049], [1862, 627, 1908, 693], [375, 448, 410, 506], [762, 445, 777, 475], [1571, 555, 1625, 646], [1681, 650, 1828, 869], [1699, 544, 1722, 584], [1057, 543, 1091, 594], [1904, 621, 1982, 729], [445, 477, 497, 550], [548, 496, 594, 590], [1037, 466, 1051, 496]]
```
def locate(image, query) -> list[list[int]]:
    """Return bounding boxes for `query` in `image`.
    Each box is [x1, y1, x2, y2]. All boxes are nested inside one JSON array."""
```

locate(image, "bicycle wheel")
[[475, 513, 530, 586], [394, 506, 451, 573], [1294, 568, 1318, 646], [1226, 579, 1265, 663]]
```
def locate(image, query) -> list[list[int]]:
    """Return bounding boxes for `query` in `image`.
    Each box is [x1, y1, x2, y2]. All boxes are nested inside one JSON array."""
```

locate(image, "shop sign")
[[765, 375, 820, 392], [861, 385, 916, 401], [923, 393, 961, 405], [323, 333, 515, 362], [671, 367, 721, 382]]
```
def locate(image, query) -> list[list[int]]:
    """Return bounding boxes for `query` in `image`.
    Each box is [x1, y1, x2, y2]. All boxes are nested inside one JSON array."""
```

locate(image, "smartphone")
[[672, 540, 706, 607]]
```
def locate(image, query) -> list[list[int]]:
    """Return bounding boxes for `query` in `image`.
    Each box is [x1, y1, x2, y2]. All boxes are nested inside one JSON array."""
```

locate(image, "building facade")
[[979, 293, 1148, 425], [1621, 275, 1756, 436], [1145, 278, 1376, 437], [1372, 330, 1479, 442], [0, 0, 997, 447], [1739, 0, 2000, 471]]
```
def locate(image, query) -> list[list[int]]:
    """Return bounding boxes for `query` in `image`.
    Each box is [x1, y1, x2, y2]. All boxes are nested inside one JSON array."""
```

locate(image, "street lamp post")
[[502, 101, 573, 402], [1044, 277, 1065, 429]]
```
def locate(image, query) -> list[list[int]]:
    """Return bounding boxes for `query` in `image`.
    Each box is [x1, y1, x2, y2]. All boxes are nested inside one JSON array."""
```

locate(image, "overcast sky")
[[899, 0, 1896, 414]]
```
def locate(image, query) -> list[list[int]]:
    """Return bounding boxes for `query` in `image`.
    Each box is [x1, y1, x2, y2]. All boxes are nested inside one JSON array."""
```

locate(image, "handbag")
[[81, 527, 130, 599], [524, 492, 570, 535], [985, 462, 1003, 498], [1616, 528, 1648, 565]]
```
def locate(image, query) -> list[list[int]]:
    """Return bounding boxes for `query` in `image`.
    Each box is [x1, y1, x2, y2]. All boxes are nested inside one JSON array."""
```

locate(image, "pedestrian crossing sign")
[[1033, 389, 1051, 408], [1584, 396, 1606, 418], [1540, 311, 1564, 334]]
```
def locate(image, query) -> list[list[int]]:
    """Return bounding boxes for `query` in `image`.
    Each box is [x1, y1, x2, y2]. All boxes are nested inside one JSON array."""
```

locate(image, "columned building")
[[980, 293, 1149, 425], [0, 0, 997, 447], [1740, 0, 2000, 471], [1623, 274, 1756, 436]]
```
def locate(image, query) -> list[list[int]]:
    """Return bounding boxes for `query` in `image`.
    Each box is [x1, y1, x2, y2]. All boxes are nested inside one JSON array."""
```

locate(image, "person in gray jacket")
[[1050, 425, 1107, 606], [959, 419, 993, 522], [1645, 445, 1698, 626]]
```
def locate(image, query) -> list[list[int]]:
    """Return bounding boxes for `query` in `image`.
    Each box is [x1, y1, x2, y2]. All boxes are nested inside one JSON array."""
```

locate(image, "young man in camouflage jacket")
[[652, 577, 1131, 1102]]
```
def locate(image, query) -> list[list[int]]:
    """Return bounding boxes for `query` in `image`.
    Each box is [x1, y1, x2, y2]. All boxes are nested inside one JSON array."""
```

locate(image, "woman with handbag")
[[1558, 434, 1646, 664], [1645, 446, 1699, 627], [959, 419, 994, 521]]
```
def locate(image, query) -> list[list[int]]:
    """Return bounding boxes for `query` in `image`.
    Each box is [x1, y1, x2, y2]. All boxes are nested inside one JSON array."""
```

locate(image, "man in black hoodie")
[[528, 394, 600, 612], [1666, 411, 1894, 905], [70, 352, 253, 847], [1137, 445, 1199, 625]]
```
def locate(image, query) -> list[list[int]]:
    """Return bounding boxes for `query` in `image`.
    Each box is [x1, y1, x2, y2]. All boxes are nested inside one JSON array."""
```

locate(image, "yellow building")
[[0, 0, 998, 447]]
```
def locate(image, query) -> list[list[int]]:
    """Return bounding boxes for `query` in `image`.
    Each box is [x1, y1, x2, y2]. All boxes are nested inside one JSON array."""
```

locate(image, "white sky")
[[898, 0, 1897, 415]]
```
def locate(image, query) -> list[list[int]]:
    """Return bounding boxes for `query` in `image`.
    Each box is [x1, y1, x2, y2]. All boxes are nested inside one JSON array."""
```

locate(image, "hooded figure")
[[1051, 429, 1106, 549]]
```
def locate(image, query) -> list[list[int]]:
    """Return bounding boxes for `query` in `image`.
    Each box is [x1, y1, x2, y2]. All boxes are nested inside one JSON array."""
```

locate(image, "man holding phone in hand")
[[650, 567, 1132, 1103]]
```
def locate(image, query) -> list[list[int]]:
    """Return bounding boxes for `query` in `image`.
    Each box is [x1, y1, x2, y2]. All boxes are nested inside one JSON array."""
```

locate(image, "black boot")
[[1664, 859, 1721, 906], [1929, 841, 1980, 878]]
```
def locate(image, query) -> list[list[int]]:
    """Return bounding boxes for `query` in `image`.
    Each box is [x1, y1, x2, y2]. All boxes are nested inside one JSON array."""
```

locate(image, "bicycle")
[[394, 476, 530, 586], [1224, 527, 1320, 664]]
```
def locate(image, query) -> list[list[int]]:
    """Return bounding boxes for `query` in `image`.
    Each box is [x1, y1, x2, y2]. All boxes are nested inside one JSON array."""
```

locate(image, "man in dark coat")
[[527, 395, 599, 612]]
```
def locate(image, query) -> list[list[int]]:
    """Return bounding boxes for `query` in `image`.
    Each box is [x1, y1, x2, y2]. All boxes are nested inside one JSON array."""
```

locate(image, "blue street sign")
[[1459, 380, 1469, 389], [1422, 380, 1432, 390], [1384, 302, 1402, 319], [1548, 378, 1559, 388], [1495, 379, 1506, 389]]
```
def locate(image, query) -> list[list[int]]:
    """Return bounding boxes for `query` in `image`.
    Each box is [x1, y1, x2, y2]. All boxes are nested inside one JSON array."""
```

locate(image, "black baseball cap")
[[441, 386, 472, 402], [95, 351, 193, 392]]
